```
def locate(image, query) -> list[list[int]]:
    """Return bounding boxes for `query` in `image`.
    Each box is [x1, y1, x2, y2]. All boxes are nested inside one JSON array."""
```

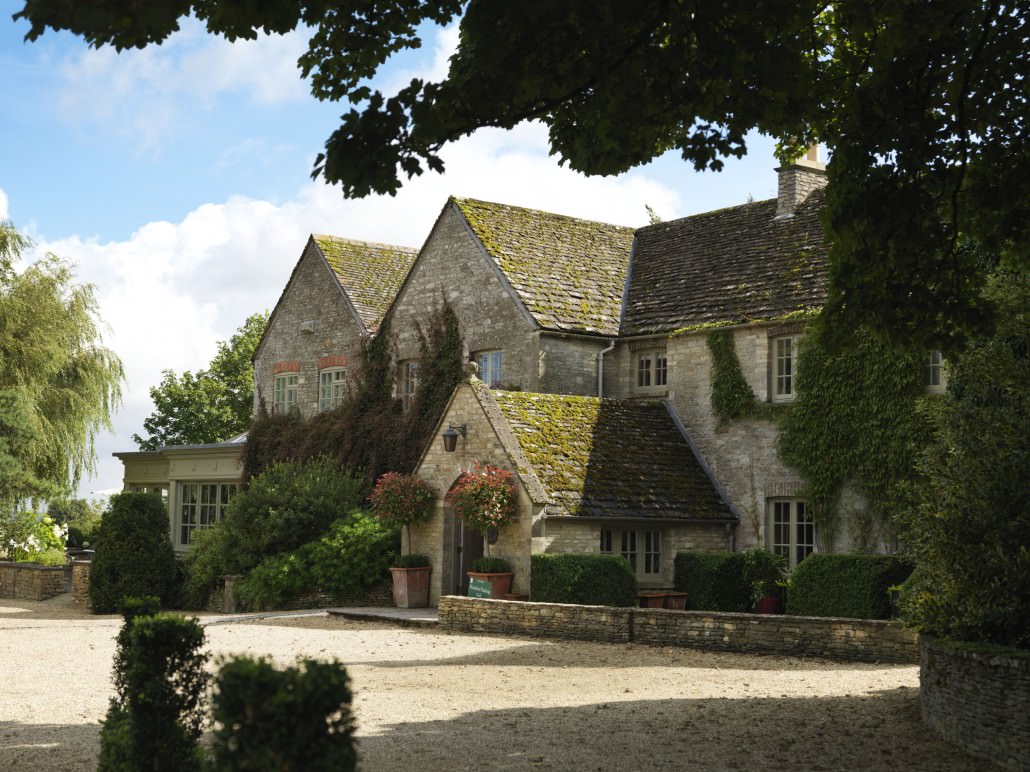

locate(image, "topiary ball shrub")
[[785, 553, 914, 619], [530, 554, 637, 607], [208, 656, 356, 772], [674, 551, 751, 612], [90, 492, 178, 614]]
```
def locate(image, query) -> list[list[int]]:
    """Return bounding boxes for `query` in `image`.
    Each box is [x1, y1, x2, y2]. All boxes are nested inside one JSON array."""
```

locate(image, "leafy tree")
[[15, 1, 1027, 343], [133, 311, 267, 450], [0, 220, 123, 507], [897, 264, 1030, 648]]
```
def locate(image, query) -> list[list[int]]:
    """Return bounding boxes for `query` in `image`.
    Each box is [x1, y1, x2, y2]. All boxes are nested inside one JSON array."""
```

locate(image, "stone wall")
[[920, 635, 1030, 770], [71, 560, 91, 608], [253, 240, 368, 417], [438, 596, 918, 663], [0, 561, 65, 601], [209, 575, 395, 614]]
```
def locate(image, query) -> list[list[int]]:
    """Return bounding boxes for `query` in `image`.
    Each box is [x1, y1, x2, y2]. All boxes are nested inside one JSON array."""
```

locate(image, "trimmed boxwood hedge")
[[674, 551, 752, 612], [530, 554, 637, 607], [785, 553, 914, 619]]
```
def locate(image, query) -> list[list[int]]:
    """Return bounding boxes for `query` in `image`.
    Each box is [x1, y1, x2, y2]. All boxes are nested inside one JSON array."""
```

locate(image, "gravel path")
[[0, 594, 992, 771]]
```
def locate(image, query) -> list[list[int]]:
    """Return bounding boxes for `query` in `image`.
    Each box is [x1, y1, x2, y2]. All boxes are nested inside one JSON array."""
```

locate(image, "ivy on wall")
[[706, 328, 779, 425], [707, 324, 931, 548], [777, 329, 929, 548], [241, 303, 465, 492]]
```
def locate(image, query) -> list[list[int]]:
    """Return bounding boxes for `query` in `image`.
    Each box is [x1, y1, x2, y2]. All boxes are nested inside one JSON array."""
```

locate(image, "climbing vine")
[[777, 326, 930, 547], [242, 303, 465, 492], [706, 328, 779, 425]]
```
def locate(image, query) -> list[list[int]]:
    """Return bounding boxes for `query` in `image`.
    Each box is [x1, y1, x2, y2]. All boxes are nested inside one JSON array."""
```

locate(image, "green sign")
[[468, 577, 492, 598]]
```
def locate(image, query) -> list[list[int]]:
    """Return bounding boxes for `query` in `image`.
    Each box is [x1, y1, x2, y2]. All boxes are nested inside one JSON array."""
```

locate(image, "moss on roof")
[[453, 198, 634, 336], [623, 192, 829, 335], [492, 390, 733, 521], [313, 235, 418, 331]]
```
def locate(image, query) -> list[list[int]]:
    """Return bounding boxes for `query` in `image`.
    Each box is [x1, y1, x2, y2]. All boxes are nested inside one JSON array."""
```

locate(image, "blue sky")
[[1, 7, 783, 499]]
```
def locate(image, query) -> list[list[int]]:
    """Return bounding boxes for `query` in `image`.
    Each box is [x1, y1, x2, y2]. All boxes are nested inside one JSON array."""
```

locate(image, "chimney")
[[775, 145, 827, 218]]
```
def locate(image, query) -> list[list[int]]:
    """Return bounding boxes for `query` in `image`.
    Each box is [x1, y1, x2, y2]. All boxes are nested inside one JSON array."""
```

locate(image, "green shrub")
[[0, 511, 66, 562], [233, 511, 398, 611], [90, 492, 178, 614], [98, 611, 208, 772], [741, 548, 787, 605], [530, 554, 637, 607], [785, 553, 914, 619], [181, 459, 365, 609], [471, 556, 511, 573], [393, 552, 429, 568], [208, 656, 356, 772], [674, 552, 751, 612]]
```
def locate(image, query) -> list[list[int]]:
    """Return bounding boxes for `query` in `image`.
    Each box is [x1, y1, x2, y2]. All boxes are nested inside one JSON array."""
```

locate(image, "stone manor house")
[[117, 156, 925, 606]]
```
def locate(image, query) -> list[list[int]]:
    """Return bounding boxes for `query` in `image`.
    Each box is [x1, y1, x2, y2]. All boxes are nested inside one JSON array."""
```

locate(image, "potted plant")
[[467, 556, 514, 598], [741, 548, 787, 614], [370, 472, 438, 608], [450, 462, 518, 597]]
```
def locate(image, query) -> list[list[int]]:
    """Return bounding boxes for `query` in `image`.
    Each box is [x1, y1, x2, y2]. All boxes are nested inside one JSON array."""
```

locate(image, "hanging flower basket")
[[449, 462, 518, 557], [370, 472, 438, 559]]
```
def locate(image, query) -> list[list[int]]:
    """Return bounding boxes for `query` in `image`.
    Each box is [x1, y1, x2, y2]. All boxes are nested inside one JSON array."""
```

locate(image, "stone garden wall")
[[0, 561, 65, 601], [920, 635, 1030, 770], [438, 596, 918, 663]]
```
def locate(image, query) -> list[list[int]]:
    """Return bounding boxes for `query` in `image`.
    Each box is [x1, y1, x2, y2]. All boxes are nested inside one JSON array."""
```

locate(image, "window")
[[923, 351, 945, 394], [771, 335, 799, 401], [179, 481, 237, 546], [273, 373, 299, 414], [476, 350, 503, 388], [636, 350, 668, 389], [319, 368, 346, 412], [600, 528, 662, 580], [768, 499, 814, 569], [402, 361, 421, 410]]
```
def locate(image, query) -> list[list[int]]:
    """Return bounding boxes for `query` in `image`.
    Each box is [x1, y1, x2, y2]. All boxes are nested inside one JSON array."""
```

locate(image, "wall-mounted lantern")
[[442, 424, 467, 453]]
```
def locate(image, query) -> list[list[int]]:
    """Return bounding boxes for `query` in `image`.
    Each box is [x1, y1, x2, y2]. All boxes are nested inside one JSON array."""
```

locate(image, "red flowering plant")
[[449, 462, 518, 557], [370, 472, 438, 562]]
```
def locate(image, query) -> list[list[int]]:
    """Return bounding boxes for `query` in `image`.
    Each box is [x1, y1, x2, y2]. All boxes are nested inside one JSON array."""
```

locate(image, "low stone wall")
[[920, 635, 1030, 770], [438, 596, 918, 663], [209, 576, 395, 614], [71, 560, 91, 608], [0, 561, 65, 601]]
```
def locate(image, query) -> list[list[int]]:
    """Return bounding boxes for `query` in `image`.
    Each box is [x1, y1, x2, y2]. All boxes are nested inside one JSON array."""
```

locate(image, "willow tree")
[[0, 220, 124, 507]]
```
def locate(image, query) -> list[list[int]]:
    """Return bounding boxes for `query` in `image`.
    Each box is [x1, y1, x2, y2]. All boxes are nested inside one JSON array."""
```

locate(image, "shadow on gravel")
[[356, 688, 993, 772], [0, 721, 101, 772]]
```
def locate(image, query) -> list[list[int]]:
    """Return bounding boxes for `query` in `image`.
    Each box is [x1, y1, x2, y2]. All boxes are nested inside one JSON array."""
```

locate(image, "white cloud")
[[55, 19, 310, 149]]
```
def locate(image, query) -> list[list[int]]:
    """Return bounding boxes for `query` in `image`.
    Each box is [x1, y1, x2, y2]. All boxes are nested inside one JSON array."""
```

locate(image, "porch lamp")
[[442, 424, 467, 453]]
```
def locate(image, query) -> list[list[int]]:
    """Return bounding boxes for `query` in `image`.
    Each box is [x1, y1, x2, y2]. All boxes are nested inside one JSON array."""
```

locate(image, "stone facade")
[[0, 561, 65, 601], [920, 636, 1030, 770], [438, 596, 918, 663], [253, 240, 369, 417]]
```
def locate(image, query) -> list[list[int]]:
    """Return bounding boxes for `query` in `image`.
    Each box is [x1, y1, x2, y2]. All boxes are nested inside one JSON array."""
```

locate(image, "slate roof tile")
[[493, 390, 733, 521], [453, 198, 634, 335], [623, 192, 829, 336], [313, 235, 418, 331]]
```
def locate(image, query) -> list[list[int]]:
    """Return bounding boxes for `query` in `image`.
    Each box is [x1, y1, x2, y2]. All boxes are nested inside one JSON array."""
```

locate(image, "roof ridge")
[[312, 233, 418, 252], [452, 196, 636, 232]]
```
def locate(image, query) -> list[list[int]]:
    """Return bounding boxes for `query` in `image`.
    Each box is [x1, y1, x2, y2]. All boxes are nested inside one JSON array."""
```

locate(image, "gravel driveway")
[[0, 594, 992, 771]]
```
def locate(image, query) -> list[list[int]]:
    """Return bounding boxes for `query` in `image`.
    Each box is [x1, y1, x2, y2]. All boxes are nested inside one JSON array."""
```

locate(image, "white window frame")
[[768, 499, 814, 569], [319, 367, 347, 412], [636, 350, 668, 390], [923, 351, 945, 394], [273, 373, 299, 414], [600, 527, 662, 580], [476, 350, 503, 388], [179, 481, 237, 546], [771, 335, 800, 402], [402, 360, 421, 410]]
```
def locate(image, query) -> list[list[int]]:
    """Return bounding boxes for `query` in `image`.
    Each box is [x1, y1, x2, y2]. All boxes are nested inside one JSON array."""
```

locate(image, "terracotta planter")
[[466, 571, 513, 599], [638, 592, 667, 608], [754, 595, 782, 614], [663, 591, 689, 610], [389, 565, 432, 608]]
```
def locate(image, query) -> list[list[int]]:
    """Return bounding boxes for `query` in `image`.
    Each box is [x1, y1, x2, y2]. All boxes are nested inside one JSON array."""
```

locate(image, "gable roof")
[[453, 197, 635, 336], [622, 191, 829, 336], [312, 235, 418, 332], [491, 390, 734, 521]]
